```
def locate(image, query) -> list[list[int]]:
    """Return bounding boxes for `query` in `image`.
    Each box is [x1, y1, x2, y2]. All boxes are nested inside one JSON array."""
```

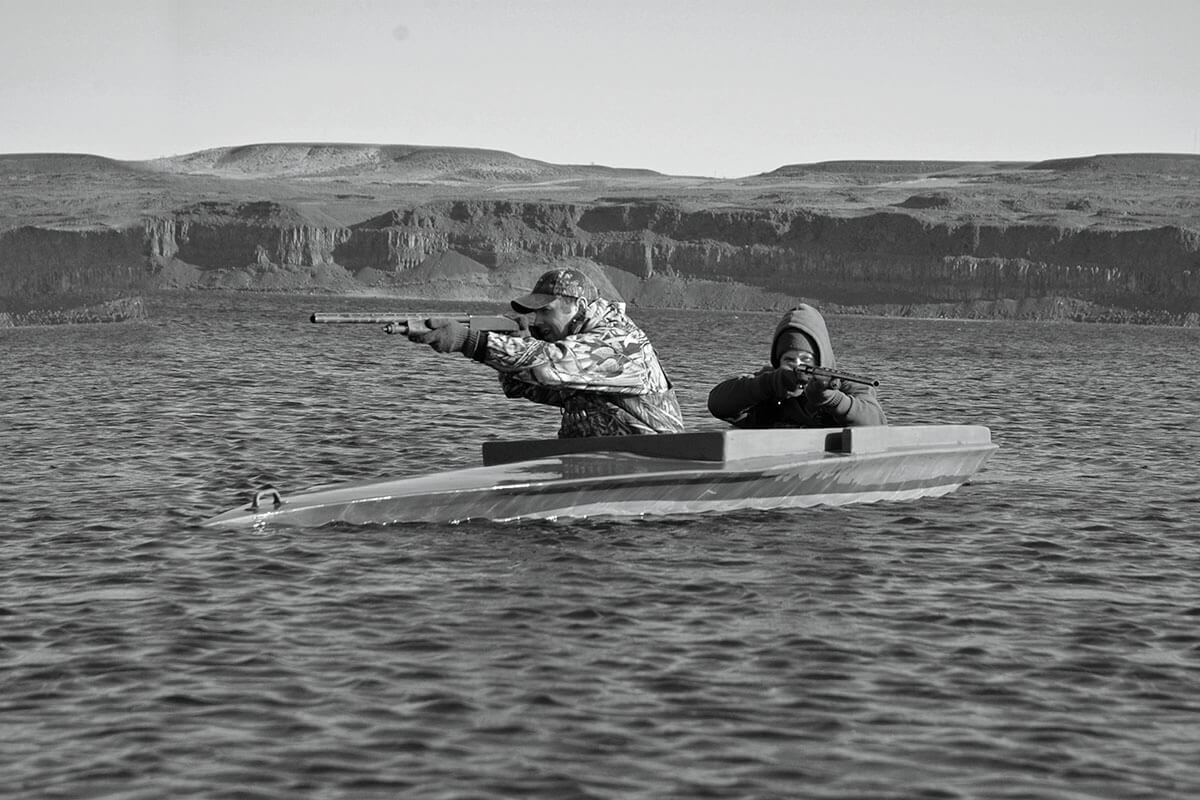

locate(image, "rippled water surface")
[[3, 292, 1200, 799]]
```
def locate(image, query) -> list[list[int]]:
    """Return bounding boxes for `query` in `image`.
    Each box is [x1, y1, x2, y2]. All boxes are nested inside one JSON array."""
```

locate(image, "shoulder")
[[709, 366, 774, 393], [713, 365, 773, 380], [580, 303, 645, 337]]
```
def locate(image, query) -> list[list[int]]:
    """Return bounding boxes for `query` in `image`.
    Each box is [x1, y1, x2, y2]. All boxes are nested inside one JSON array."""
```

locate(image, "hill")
[[144, 142, 667, 182], [2, 145, 1199, 325]]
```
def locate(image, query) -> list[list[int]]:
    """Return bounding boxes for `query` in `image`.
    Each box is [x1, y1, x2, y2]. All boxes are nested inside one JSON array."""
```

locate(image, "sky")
[[2, 0, 1198, 177]]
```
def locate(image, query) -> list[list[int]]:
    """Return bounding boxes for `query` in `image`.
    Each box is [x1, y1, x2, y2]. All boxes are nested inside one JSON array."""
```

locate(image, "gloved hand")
[[408, 318, 469, 353], [759, 367, 803, 400], [803, 372, 843, 406]]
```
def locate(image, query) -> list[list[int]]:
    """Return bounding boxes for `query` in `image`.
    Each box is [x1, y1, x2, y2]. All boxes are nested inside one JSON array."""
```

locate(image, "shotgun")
[[798, 364, 880, 387], [310, 312, 521, 336]]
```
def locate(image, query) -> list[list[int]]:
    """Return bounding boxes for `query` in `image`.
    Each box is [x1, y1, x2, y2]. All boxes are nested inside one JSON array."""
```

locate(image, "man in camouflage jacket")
[[409, 268, 685, 438]]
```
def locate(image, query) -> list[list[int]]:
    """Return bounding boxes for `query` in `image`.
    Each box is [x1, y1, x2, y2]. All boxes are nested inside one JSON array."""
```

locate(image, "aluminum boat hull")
[[201, 425, 996, 528]]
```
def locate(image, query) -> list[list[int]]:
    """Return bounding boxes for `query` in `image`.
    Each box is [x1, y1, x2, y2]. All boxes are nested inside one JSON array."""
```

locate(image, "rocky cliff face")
[[0, 225, 153, 313], [162, 201, 353, 269], [4, 197, 1199, 323], [328, 200, 1200, 316]]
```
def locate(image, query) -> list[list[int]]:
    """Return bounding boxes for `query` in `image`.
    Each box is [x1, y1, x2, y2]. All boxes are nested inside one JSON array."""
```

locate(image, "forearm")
[[480, 333, 661, 394], [707, 373, 773, 422], [499, 373, 566, 407]]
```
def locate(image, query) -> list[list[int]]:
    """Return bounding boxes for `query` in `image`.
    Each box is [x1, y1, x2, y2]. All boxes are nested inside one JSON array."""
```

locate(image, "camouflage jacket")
[[476, 299, 685, 438]]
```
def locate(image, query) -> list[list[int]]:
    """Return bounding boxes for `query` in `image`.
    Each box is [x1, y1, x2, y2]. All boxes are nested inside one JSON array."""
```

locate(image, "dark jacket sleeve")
[[708, 368, 887, 428], [707, 371, 779, 427]]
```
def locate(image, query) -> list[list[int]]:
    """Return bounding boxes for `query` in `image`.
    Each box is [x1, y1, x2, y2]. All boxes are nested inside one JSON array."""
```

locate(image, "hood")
[[770, 304, 836, 368]]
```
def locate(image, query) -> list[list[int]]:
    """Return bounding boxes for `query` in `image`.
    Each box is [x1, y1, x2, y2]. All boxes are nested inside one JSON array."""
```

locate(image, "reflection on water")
[[3, 292, 1199, 798]]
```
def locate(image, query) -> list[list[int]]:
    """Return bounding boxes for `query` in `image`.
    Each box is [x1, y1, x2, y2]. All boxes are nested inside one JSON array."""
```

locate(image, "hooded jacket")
[[473, 298, 685, 438], [707, 305, 886, 429]]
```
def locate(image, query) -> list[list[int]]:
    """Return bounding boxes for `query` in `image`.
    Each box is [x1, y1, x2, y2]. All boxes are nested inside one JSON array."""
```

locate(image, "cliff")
[[2, 145, 1199, 325]]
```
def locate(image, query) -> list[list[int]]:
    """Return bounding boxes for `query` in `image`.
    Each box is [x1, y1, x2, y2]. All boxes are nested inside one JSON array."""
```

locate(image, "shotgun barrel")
[[800, 364, 880, 387], [309, 313, 521, 336]]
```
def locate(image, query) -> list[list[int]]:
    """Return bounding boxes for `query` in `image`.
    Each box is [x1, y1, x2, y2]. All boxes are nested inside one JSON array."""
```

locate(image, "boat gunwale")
[[202, 437, 998, 527]]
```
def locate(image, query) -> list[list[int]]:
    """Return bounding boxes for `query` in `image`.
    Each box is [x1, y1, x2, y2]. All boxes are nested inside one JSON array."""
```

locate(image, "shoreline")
[[7, 289, 1195, 328]]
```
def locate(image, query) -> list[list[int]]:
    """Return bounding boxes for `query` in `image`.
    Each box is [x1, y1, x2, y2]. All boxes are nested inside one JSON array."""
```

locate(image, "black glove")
[[758, 367, 803, 400], [409, 318, 468, 353]]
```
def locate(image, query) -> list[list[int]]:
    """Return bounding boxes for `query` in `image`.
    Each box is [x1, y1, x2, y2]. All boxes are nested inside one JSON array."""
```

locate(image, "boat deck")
[[482, 424, 992, 464]]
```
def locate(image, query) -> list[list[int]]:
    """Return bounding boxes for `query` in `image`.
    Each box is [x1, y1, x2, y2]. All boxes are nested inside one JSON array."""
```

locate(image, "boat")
[[200, 424, 997, 528]]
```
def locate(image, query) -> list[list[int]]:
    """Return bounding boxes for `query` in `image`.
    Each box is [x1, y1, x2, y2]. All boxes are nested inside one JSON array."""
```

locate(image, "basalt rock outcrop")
[[2, 146, 1199, 325], [1, 225, 153, 313], [329, 200, 1200, 313]]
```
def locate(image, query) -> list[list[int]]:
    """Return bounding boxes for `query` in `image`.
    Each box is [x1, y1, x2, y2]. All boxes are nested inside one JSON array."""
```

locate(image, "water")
[[3, 292, 1199, 799]]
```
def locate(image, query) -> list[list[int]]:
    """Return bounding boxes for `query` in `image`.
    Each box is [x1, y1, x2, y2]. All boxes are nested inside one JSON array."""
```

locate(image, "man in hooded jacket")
[[408, 268, 685, 438], [707, 304, 886, 429]]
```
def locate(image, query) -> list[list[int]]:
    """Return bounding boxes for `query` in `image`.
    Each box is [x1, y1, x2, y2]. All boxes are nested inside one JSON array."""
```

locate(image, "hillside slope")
[[2, 145, 1199, 325]]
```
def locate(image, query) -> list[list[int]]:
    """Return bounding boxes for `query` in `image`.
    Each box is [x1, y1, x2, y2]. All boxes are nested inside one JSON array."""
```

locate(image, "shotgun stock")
[[309, 313, 521, 336]]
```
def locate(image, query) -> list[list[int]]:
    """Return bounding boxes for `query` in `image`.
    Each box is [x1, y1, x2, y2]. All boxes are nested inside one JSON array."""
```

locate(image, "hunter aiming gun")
[[797, 364, 880, 387], [310, 312, 521, 336]]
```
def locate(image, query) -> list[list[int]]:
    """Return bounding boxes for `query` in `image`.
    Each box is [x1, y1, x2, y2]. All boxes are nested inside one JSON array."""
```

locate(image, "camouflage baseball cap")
[[510, 268, 599, 313]]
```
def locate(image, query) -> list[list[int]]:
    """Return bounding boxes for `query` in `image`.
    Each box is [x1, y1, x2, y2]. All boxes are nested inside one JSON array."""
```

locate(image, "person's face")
[[779, 346, 816, 374], [530, 296, 580, 342]]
